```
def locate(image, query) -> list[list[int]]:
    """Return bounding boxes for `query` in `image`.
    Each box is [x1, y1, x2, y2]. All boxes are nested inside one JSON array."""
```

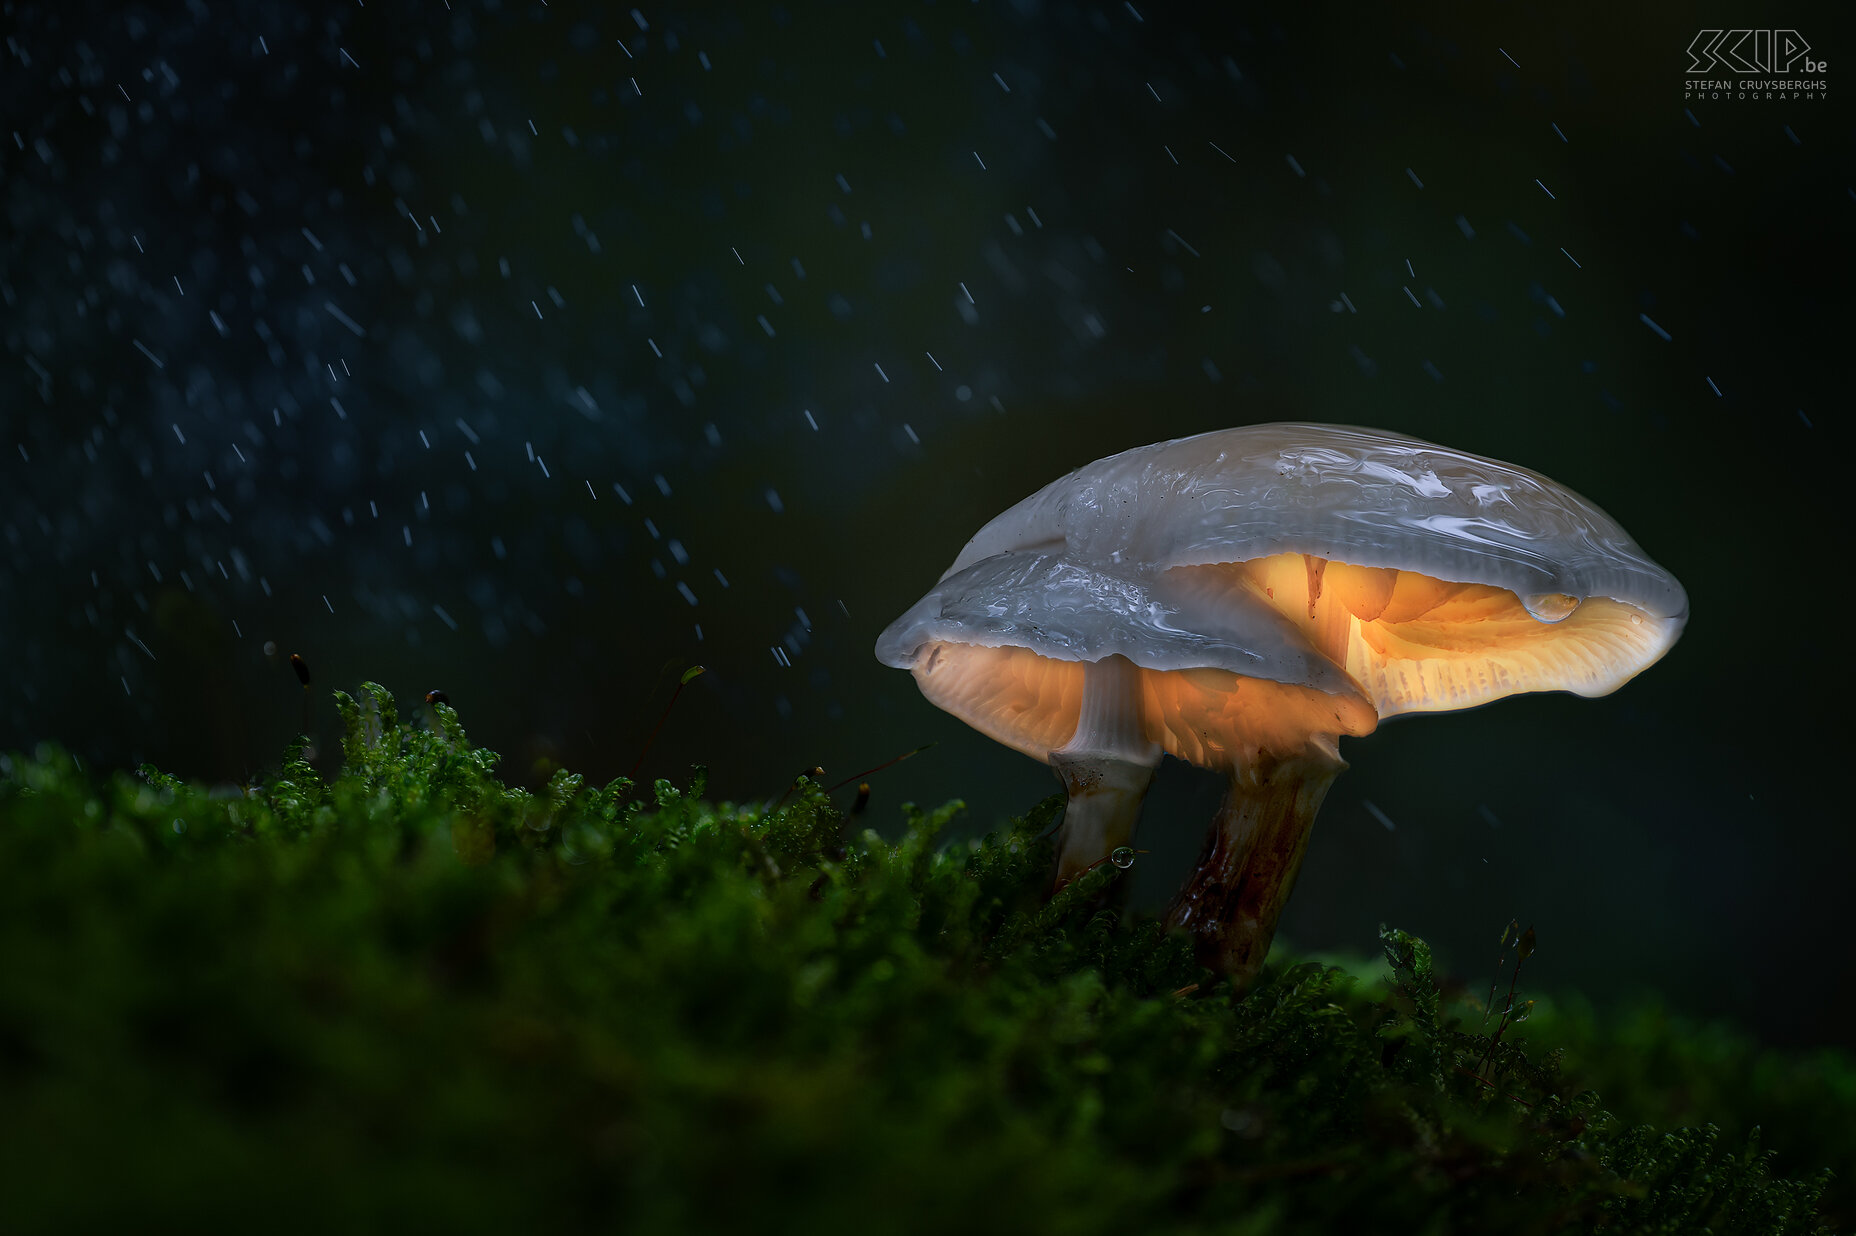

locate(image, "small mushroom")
[[876, 551, 1376, 892], [878, 423, 1686, 987]]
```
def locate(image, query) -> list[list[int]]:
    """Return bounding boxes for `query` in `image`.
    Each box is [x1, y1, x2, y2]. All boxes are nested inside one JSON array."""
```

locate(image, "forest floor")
[[1, 683, 1848, 1234]]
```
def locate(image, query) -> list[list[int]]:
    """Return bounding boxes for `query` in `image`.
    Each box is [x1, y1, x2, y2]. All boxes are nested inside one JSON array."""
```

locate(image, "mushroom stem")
[[1049, 653, 1161, 891], [1164, 740, 1347, 988], [1050, 750, 1157, 890]]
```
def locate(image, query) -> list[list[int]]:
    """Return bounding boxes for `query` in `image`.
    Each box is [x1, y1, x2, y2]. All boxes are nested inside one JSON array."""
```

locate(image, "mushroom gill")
[[1170, 553, 1684, 718]]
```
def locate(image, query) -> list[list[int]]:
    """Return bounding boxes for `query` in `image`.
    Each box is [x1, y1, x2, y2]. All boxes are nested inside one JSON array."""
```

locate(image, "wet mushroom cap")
[[876, 550, 1377, 767], [932, 423, 1687, 719]]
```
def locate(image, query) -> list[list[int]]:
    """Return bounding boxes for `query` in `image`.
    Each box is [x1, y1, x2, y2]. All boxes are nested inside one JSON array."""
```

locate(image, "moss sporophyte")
[[1, 684, 1847, 1233]]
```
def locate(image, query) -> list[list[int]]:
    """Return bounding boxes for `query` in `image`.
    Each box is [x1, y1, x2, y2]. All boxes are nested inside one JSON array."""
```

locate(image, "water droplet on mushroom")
[[1520, 592, 1580, 623], [1110, 846, 1136, 869]]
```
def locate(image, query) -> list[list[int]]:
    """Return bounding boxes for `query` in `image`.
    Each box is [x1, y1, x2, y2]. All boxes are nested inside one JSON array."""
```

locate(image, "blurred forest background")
[[2, 0, 1851, 1046]]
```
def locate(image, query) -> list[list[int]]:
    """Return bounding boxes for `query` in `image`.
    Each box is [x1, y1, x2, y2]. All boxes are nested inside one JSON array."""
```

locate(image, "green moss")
[[0, 688, 1845, 1234]]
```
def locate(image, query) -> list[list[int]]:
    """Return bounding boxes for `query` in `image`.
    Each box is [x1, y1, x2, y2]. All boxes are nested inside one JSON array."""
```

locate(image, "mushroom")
[[876, 551, 1378, 893], [877, 423, 1686, 987]]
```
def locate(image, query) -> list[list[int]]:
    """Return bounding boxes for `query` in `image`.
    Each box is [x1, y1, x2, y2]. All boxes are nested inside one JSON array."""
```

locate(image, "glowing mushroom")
[[876, 551, 1377, 892], [877, 423, 1687, 987]]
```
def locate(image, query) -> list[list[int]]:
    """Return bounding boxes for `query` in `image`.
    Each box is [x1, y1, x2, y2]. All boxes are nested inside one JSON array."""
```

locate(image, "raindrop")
[[1521, 592, 1580, 623], [1110, 846, 1136, 870]]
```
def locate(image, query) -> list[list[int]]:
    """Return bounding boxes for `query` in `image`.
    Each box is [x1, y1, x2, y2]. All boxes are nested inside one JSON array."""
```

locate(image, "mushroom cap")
[[948, 423, 1685, 617], [907, 423, 1687, 720], [876, 550, 1376, 766]]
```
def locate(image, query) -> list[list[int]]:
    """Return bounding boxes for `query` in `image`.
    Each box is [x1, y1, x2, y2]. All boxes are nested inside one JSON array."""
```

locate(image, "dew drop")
[[1110, 846, 1136, 870], [1521, 592, 1580, 623]]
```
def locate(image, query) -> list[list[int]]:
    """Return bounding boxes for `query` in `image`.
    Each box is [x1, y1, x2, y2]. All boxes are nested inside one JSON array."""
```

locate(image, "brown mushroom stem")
[[1049, 653, 1161, 890], [1164, 739, 1347, 988]]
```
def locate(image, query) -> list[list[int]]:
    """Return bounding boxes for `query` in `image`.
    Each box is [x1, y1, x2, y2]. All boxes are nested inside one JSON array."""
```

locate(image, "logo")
[[1685, 29, 1820, 74], [1684, 29, 1828, 100]]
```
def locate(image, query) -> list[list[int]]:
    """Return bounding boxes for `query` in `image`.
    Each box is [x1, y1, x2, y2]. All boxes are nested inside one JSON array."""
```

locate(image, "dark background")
[[3, 0, 1850, 1046]]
